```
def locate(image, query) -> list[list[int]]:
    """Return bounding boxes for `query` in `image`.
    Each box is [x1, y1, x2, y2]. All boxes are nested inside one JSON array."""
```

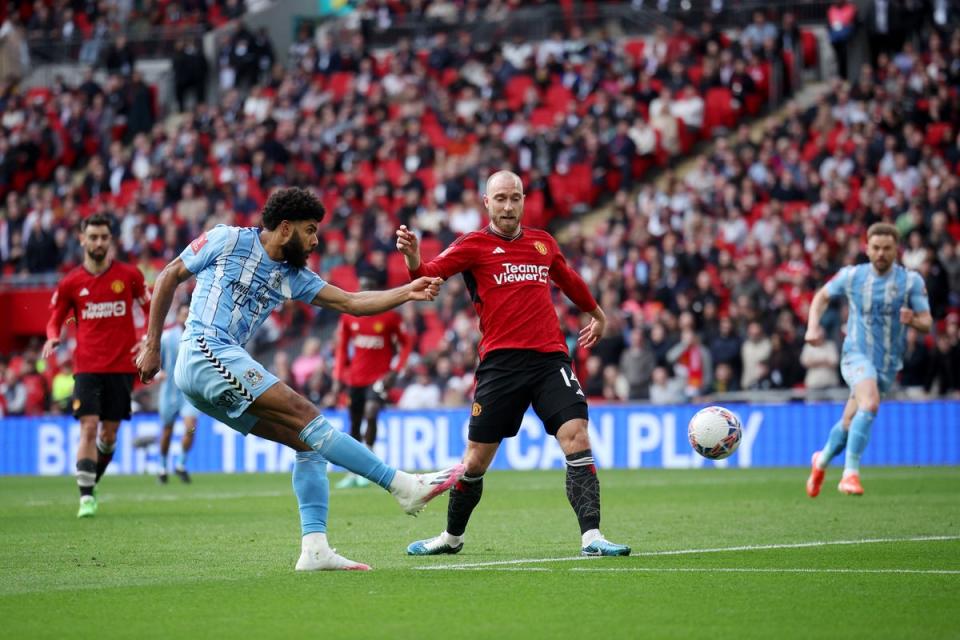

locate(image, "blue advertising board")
[[0, 401, 957, 475]]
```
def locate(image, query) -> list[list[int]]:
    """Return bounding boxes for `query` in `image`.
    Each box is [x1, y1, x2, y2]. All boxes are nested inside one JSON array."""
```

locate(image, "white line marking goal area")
[[412, 535, 960, 572]]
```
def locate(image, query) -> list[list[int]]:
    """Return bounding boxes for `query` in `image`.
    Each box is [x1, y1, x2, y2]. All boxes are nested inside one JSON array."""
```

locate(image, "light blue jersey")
[[824, 263, 930, 388], [181, 225, 327, 347], [173, 225, 327, 433]]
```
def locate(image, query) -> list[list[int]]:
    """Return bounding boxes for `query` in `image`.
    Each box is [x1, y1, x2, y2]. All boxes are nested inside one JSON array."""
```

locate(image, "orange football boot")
[[806, 452, 825, 498], [838, 473, 864, 496]]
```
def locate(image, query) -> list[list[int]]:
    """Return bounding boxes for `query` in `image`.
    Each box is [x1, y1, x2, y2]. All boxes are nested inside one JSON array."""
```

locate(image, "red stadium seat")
[[622, 38, 645, 64], [328, 264, 359, 291], [505, 75, 536, 112], [387, 252, 411, 288], [801, 30, 818, 68], [327, 72, 354, 100], [420, 237, 443, 262], [703, 87, 736, 137]]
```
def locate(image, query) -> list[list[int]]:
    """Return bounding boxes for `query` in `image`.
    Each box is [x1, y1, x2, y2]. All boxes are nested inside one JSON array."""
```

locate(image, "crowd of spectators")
[[0, 5, 959, 416]]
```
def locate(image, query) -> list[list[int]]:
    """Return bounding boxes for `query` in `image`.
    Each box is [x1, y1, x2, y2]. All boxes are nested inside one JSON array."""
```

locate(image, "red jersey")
[[409, 226, 597, 360], [333, 311, 413, 387], [46, 261, 149, 374]]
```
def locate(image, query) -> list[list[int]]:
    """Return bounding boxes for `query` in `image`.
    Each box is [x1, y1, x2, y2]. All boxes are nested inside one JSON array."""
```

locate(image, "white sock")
[[841, 469, 858, 479], [302, 532, 329, 552], [441, 531, 463, 546], [582, 529, 603, 547]]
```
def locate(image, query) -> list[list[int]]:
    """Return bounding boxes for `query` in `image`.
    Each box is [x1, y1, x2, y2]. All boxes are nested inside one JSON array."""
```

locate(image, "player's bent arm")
[[909, 310, 933, 333], [144, 258, 195, 350], [805, 286, 832, 336], [311, 278, 441, 316]]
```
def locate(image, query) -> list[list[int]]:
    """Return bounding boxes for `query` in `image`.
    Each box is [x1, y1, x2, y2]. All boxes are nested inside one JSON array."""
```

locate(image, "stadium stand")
[[0, 1, 957, 417]]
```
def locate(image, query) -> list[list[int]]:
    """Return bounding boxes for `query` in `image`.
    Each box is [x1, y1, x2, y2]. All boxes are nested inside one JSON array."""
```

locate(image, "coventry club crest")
[[268, 270, 283, 290]]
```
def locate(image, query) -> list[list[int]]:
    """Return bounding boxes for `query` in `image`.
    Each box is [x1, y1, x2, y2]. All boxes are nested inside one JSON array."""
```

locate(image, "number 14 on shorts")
[[559, 367, 585, 397]]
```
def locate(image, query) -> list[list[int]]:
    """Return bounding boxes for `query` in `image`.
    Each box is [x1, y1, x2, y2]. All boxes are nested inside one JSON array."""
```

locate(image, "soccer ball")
[[688, 406, 742, 460]]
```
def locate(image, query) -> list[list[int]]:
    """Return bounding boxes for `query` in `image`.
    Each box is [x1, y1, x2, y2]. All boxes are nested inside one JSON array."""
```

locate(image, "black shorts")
[[469, 350, 589, 444], [72, 373, 134, 421], [348, 385, 384, 414]]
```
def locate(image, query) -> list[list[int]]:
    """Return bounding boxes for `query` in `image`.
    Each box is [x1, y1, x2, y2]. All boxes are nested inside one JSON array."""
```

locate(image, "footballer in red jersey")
[[332, 274, 414, 488], [41, 214, 150, 518], [397, 170, 630, 557]]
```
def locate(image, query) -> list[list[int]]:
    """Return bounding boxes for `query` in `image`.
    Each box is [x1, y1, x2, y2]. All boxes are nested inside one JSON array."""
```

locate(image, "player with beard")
[[805, 223, 931, 497], [397, 171, 631, 557], [43, 214, 151, 518], [136, 187, 464, 570]]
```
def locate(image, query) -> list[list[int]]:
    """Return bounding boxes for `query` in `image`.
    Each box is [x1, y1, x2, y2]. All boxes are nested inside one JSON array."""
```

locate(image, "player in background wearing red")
[[42, 214, 150, 518], [332, 273, 414, 489], [398, 170, 631, 557]]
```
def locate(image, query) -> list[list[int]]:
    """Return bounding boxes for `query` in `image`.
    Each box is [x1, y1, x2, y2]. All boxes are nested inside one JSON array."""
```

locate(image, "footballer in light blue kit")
[[157, 303, 197, 484], [135, 187, 464, 571], [805, 223, 931, 497]]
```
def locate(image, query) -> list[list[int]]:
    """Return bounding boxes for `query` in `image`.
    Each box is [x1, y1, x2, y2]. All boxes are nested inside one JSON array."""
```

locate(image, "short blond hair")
[[867, 222, 900, 243]]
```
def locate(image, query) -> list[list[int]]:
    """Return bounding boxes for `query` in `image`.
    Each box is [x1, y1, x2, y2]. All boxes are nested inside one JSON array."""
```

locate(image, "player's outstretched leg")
[[292, 451, 370, 571], [174, 418, 195, 484], [298, 415, 464, 516], [565, 449, 630, 557], [407, 474, 483, 555]]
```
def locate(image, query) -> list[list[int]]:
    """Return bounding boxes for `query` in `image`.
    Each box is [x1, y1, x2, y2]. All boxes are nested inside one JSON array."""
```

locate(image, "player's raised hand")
[[578, 317, 604, 350], [41, 338, 60, 360], [899, 307, 914, 326], [804, 325, 825, 345], [408, 276, 443, 301], [395, 225, 420, 258], [136, 345, 162, 384]]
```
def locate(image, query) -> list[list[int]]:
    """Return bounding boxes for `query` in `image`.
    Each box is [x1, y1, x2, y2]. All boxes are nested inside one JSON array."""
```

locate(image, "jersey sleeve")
[[409, 234, 477, 279], [546, 236, 598, 312], [45, 277, 74, 340], [907, 271, 931, 313], [824, 266, 853, 299], [392, 315, 414, 371], [290, 268, 327, 303], [179, 225, 231, 274], [131, 264, 150, 312]]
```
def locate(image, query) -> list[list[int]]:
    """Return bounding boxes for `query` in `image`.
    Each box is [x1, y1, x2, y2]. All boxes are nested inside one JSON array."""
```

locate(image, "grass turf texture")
[[1, 467, 958, 639]]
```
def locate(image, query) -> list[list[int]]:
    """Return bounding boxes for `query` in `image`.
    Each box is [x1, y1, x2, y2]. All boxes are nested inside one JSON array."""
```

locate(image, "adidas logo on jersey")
[[492, 247, 506, 254], [79, 288, 90, 296]]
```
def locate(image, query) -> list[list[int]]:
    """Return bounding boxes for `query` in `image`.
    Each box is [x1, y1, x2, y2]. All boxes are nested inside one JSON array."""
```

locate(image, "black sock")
[[95, 441, 115, 483], [77, 458, 96, 497], [446, 474, 483, 537], [364, 416, 378, 448], [565, 449, 601, 534]]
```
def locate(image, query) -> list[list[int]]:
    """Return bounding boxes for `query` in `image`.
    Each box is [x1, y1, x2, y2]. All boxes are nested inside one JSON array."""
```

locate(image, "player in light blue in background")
[[157, 303, 197, 484], [136, 187, 464, 571], [805, 223, 931, 497]]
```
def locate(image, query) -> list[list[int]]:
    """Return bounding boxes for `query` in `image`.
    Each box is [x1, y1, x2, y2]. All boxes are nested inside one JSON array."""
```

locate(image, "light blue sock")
[[844, 410, 876, 474], [175, 451, 188, 470], [299, 415, 396, 489], [293, 451, 328, 535], [818, 420, 848, 469]]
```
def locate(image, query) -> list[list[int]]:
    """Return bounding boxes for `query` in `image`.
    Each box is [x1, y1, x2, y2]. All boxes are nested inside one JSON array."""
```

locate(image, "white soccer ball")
[[687, 406, 742, 460]]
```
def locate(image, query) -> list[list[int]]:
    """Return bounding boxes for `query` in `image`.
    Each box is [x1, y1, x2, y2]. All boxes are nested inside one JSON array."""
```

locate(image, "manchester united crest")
[[373, 322, 383, 333], [111, 280, 125, 294], [471, 402, 482, 417], [534, 241, 547, 255]]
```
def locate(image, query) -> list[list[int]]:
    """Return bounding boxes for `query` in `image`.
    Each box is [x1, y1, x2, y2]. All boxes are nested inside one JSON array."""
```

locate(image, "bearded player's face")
[[484, 176, 525, 236], [281, 220, 319, 269], [81, 224, 111, 264]]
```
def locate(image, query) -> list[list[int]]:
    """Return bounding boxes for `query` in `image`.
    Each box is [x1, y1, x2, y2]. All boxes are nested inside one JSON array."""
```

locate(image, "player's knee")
[[859, 397, 880, 414], [555, 419, 590, 451]]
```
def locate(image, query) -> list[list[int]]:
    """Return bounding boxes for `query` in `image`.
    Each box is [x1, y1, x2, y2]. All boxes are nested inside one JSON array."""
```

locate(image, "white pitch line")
[[413, 535, 960, 570], [570, 567, 960, 575], [23, 490, 290, 507]]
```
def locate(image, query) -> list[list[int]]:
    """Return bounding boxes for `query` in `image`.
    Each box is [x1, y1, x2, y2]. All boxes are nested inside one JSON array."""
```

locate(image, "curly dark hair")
[[261, 187, 326, 230]]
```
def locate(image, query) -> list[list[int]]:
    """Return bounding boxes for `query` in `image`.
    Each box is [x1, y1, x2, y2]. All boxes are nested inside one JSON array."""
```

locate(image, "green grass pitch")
[[1, 467, 958, 639]]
